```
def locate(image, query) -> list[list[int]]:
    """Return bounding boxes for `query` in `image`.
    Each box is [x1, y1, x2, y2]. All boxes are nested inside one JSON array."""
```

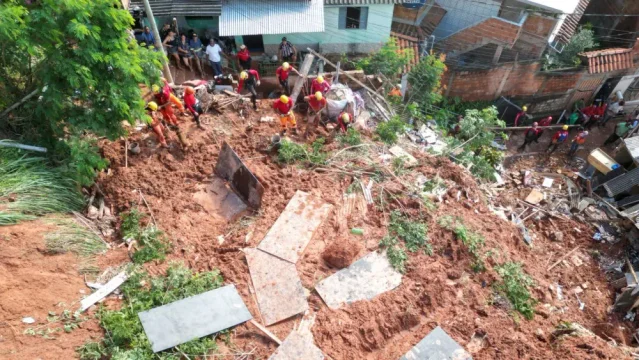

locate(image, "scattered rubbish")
[[400, 326, 472, 360], [388, 146, 418, 167], [85, 282, 102, 290], [510, 213, 532, 245], [523, 170, 532, 186], [215, 141, 265, 209], [525, 189, 544, 205], [359, 179, 374, 204], [315, 251, 402, 310], [613, 286, 639, 313], [268, 325, 325, 360], [542, 178, 554, 188], [138, 284, 252, 353], [22, 317, 35, 324], [351, 228, 364, 235], [556, 284, 564, 301], [575, 293, 585, 311], [217, 235, 225, 245], [626, 273, 638, 287], [80, 271, 128, 312], [260, 116, 275, 123], [258, 191, 332, 264], [245, 248, 308, 326]]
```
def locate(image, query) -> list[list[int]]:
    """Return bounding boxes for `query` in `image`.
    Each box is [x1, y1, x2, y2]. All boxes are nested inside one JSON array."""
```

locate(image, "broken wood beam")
[[489, 125, 581, 131], [249, 319, 282, 345], [290, 53, 315, 102], [547, 246, 581, 271]]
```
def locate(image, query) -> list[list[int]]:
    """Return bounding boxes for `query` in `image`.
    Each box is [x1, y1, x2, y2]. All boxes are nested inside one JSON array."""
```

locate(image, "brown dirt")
[[322, 238, 363, 269]]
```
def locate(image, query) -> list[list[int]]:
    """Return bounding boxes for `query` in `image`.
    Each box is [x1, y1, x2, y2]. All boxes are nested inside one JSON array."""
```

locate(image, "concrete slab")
[[215, 141, 264, 209], [400, 326, 472, 360], [193, 177, 248, 221], [245, 248, 309, 326], [315, 251, 402, 310], [268, 328, 324, 360], [138, 284, 252, 353], [258, 191, 332, 264], [389, 145, 418, 167]]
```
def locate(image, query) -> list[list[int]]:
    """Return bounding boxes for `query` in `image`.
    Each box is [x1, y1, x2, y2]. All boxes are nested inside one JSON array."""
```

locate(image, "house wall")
[[258, 5, 395, 55], [511, 14, 557, 60], [432, 0, 501, 39]]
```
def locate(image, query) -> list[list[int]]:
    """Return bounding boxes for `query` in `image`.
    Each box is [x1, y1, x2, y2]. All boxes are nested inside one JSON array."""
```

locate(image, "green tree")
[[0, 0, 162, 185], [407, 53, 447, 110], [356, 38, 414, 79], [543, 27, 598, 70]]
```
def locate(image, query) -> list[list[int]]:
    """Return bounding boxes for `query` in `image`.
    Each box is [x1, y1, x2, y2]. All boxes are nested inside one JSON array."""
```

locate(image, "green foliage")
[[26, 308, 88, 339], [495, 262, 536, 320], [356, 38, 414, 78], [120, 209, 171, 264], [375, 116, 408, 145], [440, 97, 495, 116], [389, 211, 431, 254], [337, 128, 362, 146], [0, 148, 83, 225], [379, 236, 407, 273], [277, 138, 327, 166], [438, 216, 485, 272], [543, 28, 598, 70], [81, 263, 224, 360], [392, 156, 408, 176], [59, 138, 109, 187], [0, 0, 163, 184], [407, 53, 447, 109]]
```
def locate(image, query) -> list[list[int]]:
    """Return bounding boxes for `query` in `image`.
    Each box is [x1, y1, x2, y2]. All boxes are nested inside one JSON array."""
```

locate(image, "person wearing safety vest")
[[237, 44, 252, 70], [568, 130, 588, 157], [514, 105, 528, 127], [146, 102, 168, 148], [183, 86, 204, 129], [273, 95, 296, 135], [303, 91, 327, 138], [389, 85, 402, 99], [238, 69, 261, 111], [336, 112, 352, 133], [547, 125, 569, 154], [518, 122, 540, 152], [152, 81, 183, 126], [311, 75, 331, 95], [276, 62, 299, 96], [536, 116, 552, 140]]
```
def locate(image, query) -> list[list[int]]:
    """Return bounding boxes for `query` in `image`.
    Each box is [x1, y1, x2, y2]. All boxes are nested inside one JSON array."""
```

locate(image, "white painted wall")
[[432, 0, 501, 39]]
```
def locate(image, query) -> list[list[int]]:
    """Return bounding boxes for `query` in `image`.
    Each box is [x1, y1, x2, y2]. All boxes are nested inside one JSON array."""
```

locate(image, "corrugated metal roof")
[[624, 136, 639, 161], [579, 48, 634, 74], [220, 0, 324, 36], [325, 0, 408, 4], [603, 167, 639, 197], [556, 0, 590, 44], [129, 0, 221, 17]]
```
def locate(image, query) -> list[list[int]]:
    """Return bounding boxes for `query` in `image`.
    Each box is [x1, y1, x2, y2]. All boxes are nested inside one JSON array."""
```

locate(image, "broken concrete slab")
[[80, 271, 128, 312], [525, 189, 544, 205], [315, 251, 402, 310], [138, 284, 252, 353], [215, 141, 265, 209], [389, 146, 418, 167], [258, 191, 332, 264], [400, 326, 472, 360], [268, 327, 324, 360], [245, 248, 309, 326]]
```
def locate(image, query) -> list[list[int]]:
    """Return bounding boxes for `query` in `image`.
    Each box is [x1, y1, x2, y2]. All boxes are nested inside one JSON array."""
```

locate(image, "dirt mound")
[[322, 238, 363, 269]]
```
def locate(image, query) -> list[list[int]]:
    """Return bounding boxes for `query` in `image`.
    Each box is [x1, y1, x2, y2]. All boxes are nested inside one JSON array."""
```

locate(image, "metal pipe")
[[0, 140, 47, 153]]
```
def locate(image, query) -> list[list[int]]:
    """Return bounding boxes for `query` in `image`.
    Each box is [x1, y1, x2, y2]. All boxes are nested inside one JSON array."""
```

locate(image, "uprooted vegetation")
[[380, 211, 431, 273], [120, 208, 171, 264], [44, 216, 108, 274], [494, 262, 536, 320], [78, 263, 224, 360], [438, 216, 486, 273], [277, 138, 328, 166]]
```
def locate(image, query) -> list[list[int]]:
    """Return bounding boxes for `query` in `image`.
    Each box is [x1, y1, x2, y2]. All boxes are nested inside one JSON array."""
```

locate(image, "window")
[[338, 7, 368, 30]]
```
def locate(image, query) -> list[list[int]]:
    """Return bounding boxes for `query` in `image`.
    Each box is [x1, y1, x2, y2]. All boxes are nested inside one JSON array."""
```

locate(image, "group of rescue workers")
[[144, 61, 354, 149]]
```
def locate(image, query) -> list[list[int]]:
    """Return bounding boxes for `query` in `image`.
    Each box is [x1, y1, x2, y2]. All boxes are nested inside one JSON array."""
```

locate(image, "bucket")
[[128, 142, 141, 154]]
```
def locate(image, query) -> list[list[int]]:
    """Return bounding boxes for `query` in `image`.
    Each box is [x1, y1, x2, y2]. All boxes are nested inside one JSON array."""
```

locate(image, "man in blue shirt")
[[140, 26, 155, 48], [188, 33, 205, 78]]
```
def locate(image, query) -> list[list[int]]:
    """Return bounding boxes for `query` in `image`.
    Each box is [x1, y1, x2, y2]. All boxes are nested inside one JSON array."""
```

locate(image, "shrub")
[[495, 262, 536, 320], [277, 138, 327, 166], [337, 128, 362, 146], [376, 116, 407, 145], [379, 236, 407, 273], [356, 38, 414, 79], [120, 209, 171, 264]]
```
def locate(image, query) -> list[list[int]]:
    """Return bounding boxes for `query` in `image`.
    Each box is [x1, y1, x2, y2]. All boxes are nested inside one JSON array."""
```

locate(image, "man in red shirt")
[[547, 125, 569, 154], [518, 122, 539, 152], [303, 91, 327, 138], [276, 62, 299, 96], [514, 105, 528, 127], [273, 95, 296, 135], [237, 44, 252, 70], [536, 116, 552, 140], [311, 75, 330, 95], [238, 70, 261, 111], [183, 86, 204, 129], [568, 130, 588, 157], [336, 112, 351, 133]]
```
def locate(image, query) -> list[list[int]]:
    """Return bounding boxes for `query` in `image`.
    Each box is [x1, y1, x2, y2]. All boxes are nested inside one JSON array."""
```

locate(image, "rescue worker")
[[152, 83, 179, 126], [303, 91, 327, 138], [389, 84, 402, 98], [336, 112, 351, 133], [311, 75, 330, 95], [237, 44, 252, 70], [146, 101, 168, 148], [237, 69, 261, 111], [275, 62, 299, 96], [604, 118, 638, 146], [547, 125, 569, 154], [568, 130, 588, 157], [518, 122, 539, 152], [536, 116, 552, 140], [183, 86, 204, 129], [514, 105, 528, 127], [273, 95, 296, 135]]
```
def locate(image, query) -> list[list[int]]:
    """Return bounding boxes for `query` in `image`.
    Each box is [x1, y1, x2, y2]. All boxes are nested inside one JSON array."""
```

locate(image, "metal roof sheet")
[[624, 137, 639, 161], [603, 167, 639, 197], [517, 0, 581, 14], [325, 0, 408, 4], [129, 0, 221, 17], [220, 0, 324, 36]]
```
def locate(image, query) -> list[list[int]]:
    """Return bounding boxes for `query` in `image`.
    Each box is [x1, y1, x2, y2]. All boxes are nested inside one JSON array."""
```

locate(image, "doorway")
[[242, 35, 264, 52]]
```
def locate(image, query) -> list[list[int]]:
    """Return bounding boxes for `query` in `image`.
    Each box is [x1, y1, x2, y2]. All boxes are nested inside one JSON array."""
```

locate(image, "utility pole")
[[141, 0, 174, 84]]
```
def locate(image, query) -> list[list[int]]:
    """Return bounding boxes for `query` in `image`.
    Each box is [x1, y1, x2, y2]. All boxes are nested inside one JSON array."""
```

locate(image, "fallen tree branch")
[[138, 189, 158, 228], [327, 143, 374, 163], [0, 88, 39, 119], [547, 246, 581, 271], [249, 319, 282, 345]]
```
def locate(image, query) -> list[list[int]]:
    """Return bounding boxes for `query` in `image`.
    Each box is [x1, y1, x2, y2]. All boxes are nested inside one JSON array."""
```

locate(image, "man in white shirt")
[[601, 100, 625, 126], [206, 39, 223, 76]]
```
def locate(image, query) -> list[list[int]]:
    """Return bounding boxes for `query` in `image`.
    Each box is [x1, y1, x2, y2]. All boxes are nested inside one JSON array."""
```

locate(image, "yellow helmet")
[[522, 106, 528, 112], [562, 125, 569, 130], [280, 95, 289, 104], [147, 101, 158, 111], [317, 75, 324, 83], [315, 91, 323, 100], [152, 84, 160, 93], [282, 62, 290, 70], [240, 71, 248, 80], [341, 113, 350, 123]]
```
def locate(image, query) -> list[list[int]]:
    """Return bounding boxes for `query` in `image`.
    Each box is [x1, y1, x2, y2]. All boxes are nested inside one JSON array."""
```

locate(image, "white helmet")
[[271, 55, 278, 62]]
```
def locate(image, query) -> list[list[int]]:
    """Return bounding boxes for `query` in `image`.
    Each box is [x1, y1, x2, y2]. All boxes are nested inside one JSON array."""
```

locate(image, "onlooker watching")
[[160, 23, 172, 41], [140, 26, 155, 48], [206, 39, 224, 76], [163, 30, 181, 69], [188, 33, 205, 78], [601, 100, 625, 127], [278, 37, 297, 62], [177, 34, 193, 72]]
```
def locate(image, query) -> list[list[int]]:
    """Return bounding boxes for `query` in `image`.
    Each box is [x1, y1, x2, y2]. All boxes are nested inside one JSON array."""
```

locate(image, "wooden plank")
[[79, 271, 128, 312], [525, 189, 544, 205], [245, 248, 309, 326], [250, 319, 282, 345], [290, 54, 315, 102], [257, 191, 332, 264]]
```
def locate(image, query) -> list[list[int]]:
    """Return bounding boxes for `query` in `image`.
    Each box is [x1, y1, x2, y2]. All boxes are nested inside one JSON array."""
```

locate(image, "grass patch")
[[438, 216, 486, 272], [389, 211, 431, 254], [0, 148, 83, 225], [494, 262, 536, 320], [45, 217, 108, 274], [375, 116, 407, 145], [337, 128, 362, 146], [277, 138, 327, 166], [392, 156, 408, 176], [25, 307, 89, 339], [121, 209, 171, 264], [78, 263, 224, 360], [379, 236, 407, 273]]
